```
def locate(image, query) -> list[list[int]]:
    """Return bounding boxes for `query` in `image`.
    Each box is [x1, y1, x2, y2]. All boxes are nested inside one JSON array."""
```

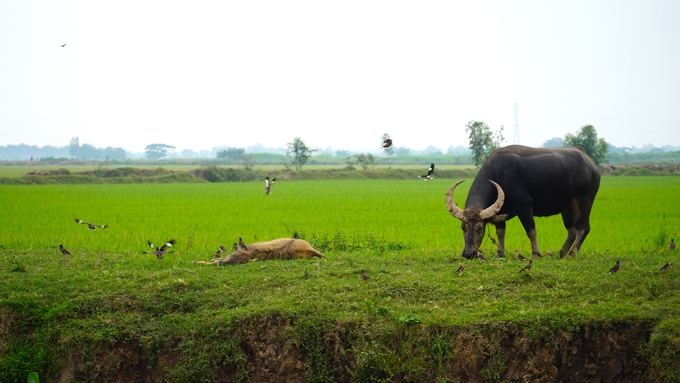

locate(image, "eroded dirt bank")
[[45, 316, 666, 383]]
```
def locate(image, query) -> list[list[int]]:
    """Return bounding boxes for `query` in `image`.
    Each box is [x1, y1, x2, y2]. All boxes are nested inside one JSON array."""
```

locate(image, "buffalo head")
[[446, 180, 505, 259]]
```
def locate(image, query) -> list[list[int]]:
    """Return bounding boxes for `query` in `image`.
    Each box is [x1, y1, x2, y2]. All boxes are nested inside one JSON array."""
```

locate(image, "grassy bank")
[[1, 246, 679, 382]]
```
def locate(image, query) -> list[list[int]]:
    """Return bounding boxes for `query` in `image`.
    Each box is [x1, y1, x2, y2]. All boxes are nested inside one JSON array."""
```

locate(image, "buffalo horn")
[[478, 180, 505, 220], [445, 180, 466, 220]]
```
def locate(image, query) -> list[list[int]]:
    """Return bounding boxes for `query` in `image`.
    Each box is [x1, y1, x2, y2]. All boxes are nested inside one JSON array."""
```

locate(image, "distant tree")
[[285, 137, 317, 171], [394, 147, 410, 156], [563, 125, 608, 165], [424, 145, 443, 156], [242, 153, 256, 171], [145, 143, 175, 159], [216, 147, 246, 160], [466, 121, 505, 166], [69, 137, 80, 158], [542, 137, 564, 148], [346, 153, 378, 170], [335, 149, 351, 158], [66, 137, 126, 160], [381, 133, 394, 157]]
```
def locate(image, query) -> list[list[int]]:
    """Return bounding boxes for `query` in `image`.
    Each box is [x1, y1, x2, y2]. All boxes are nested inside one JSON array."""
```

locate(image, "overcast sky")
[[1, 1, 679, 153]]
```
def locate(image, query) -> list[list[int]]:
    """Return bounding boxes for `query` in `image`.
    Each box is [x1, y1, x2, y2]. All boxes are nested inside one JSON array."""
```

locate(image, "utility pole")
[[513, 103, 519, 144]]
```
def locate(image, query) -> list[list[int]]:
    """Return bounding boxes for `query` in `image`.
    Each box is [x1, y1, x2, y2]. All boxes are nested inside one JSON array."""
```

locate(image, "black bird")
[[292, 232, 299, 239], [455, 263, 466, 275], [419, 163, 435, 181], [215, 244, 227, 255], [669, 239, 676, 250], [75, 218, 107, 231], [239, 237, 248, 250], [520, 260, 533, 272], [232, 243, 239, 251], [145, 239, 175, 259], [265, 177, 276, 195], [60, 43, 66, 47], [607, 260, 621, 274], [661, 261, 673, 272], [360, 270, 371, 280], [59, 244, 71, 256], [515, 250, 528, 262], [382, 138, 393, 148]]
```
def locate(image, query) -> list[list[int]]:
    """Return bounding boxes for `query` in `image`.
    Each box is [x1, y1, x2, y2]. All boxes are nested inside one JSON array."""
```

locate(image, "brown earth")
[[36, 319, 656, 383]]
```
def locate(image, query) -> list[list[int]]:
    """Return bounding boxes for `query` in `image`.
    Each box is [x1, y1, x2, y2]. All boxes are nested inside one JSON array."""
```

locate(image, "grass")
[[1, 177, 680, 381]]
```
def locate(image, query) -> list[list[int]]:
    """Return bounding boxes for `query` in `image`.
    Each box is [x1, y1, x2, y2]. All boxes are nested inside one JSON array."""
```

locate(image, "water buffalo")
[[446, 145, 600, 259], [194, 238, 325, 266]]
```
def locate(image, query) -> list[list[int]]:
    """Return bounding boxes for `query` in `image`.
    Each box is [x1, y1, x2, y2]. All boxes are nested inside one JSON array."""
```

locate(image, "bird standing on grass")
[[239, 237, 248, 250], [476, 252, 488, 262], [145, 239, 175, 260], [215, 244, 227, 255], [661, 261, 673, 272], [360, 270, 371, 280], [419, 163, 435, 181], [520, 260, 533, 272], [75, 219, 107, 231], [59, 244, 71, 256], [670, 239, 676, 250], [265, 177, 276, 195], [232, 243, 238, 251], [455, 263, 466, 275], [515, 250, 528, 261], [607, 260, 621, 274]]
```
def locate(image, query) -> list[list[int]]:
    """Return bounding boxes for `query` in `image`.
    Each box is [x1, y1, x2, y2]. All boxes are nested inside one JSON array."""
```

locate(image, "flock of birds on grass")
[[55, 137, 676, 280], [59, 220, 253, 261]]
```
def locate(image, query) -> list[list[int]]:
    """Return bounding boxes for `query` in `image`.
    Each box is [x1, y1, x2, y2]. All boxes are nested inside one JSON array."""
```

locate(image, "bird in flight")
[[382, 138, 393, 148], [60, 43, 67, 47], [607, 260, 621, 274], [660, 261, 673, 272], [265, 177, 276, 195], [59, 244, 71, 256], [419, 163, 435, 181], [519, 260, 533, 272], [145, 239, 175, 259], [75, 219, 107, 231]]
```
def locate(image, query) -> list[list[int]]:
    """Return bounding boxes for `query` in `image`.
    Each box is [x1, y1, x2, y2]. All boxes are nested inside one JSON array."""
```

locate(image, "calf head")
[[446, 180, 505, 259]]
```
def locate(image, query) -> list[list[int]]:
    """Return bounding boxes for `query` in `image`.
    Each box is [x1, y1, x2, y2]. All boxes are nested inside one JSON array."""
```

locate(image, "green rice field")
[[2, 176, 680, 382], [1, 177, 678, 256]]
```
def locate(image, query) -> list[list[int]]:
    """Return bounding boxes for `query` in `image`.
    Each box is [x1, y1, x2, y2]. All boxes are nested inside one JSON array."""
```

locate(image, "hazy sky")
[[1, 1, 679, 153]]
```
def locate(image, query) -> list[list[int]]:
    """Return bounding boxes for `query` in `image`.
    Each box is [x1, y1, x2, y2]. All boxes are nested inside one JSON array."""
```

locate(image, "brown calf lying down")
[[194, 238, 325, 266]]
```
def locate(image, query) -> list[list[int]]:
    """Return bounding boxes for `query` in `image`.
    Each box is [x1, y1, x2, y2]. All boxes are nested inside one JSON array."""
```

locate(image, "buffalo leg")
[[560, 203, 577, 258], [494, 222, 507, 257], [517, 213, 542, 257], [566, 197, 593, 257]]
